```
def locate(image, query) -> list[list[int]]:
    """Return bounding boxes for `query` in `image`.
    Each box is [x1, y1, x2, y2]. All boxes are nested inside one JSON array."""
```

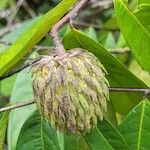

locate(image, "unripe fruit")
[[32, 48, 109, 134]]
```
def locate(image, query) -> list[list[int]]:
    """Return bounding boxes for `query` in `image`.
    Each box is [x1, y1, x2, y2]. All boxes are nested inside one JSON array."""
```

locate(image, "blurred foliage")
[[0, 0, 150, 149]]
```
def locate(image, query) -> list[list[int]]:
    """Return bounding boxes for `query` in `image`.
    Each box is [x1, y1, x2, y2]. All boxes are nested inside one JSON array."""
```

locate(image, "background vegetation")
[[0, 0, 150, 149]]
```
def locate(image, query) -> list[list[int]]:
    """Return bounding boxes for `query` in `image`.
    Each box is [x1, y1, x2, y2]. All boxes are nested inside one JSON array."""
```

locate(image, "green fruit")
[[32, 48, 109, 134]]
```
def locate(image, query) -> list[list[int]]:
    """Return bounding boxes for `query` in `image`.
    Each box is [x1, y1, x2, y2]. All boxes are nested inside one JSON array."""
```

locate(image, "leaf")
[[119, 100, 150, 150], [114, 0, 150, 71], [103, 17, 119, 31], [63, 29, 149, 115], [58, 130, 84, 150], [0, 110, 10, 150], [104, 32, 116, 49], [84, 127, 113, 150], [138, 0, 150, 5], [57, 132, 64, 150], [16, 110, 60, 150], [97, 119, 129, 149], [0, 75, 16, 96], [0, 0, 77, 76], [63, 134, 79, 150], [134, 3, 150, 32], [84, 119, 129, 150], [84, 27, 98, 41], [129, 59, 150, 86], [78, 138, 89, 150], [8, 69, 36, 150], [116, 33, 127, 48]]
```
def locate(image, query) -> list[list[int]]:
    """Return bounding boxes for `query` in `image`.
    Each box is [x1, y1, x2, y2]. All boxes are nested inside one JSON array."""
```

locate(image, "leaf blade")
[[16, 111, 60, 150], [8, 69, 36, 150], [84, 127, 113, 150], [119, 100, 150, 150], [97, 119, 129, 149], [0, 110, 10, 150], [114, 0, 150, 71]]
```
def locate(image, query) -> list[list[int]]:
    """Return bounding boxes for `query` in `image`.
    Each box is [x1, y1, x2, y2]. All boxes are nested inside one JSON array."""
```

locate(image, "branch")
[[0, 0, 24, 37], [6, 0, 24, 25], [22, 0, 36, 17], [109, 48, 130, 54], [109, 87, 150, 95], [0, 57, 42, 81], [0, 100, 35, 113], [50, 0, 90, 56], [0, 87, 149, 113]]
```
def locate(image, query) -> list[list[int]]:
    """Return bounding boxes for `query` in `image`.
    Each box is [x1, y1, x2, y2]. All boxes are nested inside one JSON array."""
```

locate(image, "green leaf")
[[97, 119, 129, 149], [16, 110, 60, 150], [8, 69, 36, 150], [119, 100, 150, 150], [103, 17, 119, 31], [63, 29, 149, 115], [129, 59, 150, 86], [84, 27, 98, 41], [63, 134, 79, 150], [114, 0, 150, 71], [84, 127, 113, 150], [0, 0, 77, 76], [116, 33, 127, 48], [0, 75, 16, 96], [134, 3, 150, 32], [138, 0, 150, 5], [78, 138, 89, 150], [105, 32, 116, 49], [0, 110, 10, 150]]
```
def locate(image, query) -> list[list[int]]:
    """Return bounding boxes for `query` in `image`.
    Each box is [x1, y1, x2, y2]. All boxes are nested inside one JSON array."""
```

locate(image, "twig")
[[109, 87, 150, 95], [109, 48, 130, 54], [0, 87, 149, 113], [50, 0, 90, 56], [0, 100, 35, 113], [0, 0, 24, 37], [0, 57, 42, 81], [7, 0, 24, 25], [22, 0, 36, 17], [110, 87, 150, 99]]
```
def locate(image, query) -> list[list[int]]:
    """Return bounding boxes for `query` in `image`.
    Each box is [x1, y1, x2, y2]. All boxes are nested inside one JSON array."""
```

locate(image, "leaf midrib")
[[40, 117, 44, 150], [117, 0, 150, 38], [137, 101, 145, 150]]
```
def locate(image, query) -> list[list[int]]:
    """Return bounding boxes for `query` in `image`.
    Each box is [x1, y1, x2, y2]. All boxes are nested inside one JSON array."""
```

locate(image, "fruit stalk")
[[50, 0, 90, 56]]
